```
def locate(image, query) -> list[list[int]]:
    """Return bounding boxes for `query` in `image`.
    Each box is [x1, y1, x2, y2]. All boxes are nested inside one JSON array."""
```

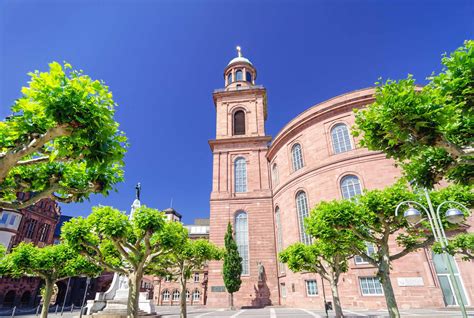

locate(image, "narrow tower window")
[[272, 163, 279, 186], [227, 73, 233, 85], [233, 110, 246, 135], [234, 157, 247, 193], [291, 143, 304, 171], [246, 71, 252, 82], [340, 175, 362, 199], [236, 69, 243, 81], [275, 206, 285, 274], [235, 211, 249, 275], [331, 124, 353, 154], [296, 191, 312, 245]]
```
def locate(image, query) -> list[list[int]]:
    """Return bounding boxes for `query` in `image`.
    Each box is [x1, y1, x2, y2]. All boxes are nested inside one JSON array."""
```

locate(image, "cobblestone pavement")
[[1, 307, 473, 318]]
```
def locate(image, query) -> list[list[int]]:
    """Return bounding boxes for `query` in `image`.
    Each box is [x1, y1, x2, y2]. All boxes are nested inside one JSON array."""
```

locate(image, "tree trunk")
[[378, 256, 400, 318], [127, 270, 143, 318], [179, 272, 187, 318], [329, 278, 344, 318], [229, 292, 234, 310], [40, 278, 54, 318]]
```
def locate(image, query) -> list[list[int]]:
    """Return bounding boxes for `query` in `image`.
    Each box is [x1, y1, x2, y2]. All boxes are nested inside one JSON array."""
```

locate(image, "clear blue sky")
[[1, 0, 472, 223]]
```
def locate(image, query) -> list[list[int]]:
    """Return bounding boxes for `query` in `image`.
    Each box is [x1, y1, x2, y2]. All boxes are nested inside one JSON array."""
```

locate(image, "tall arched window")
[[246, 71, 252, 82], [192, 289, 201, 302], [236, 69, 243, 81], [172, 290, 180, 301], [291, 143, 304, 171], [233, 110, 245, 135], [296, 191, 311, 245], [275, 207, 285, 274], [340, 175, 362, 199], [331, 124, 353, 154], [272, 163, 279, 186], [235, 211, 249, 275], [227, 73, 233, 85], [234, 157, 247, 193], [162, 290, 170, 302]]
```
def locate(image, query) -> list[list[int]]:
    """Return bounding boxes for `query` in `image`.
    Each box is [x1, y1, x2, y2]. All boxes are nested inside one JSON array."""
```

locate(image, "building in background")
[[205, 49, 473, 310]]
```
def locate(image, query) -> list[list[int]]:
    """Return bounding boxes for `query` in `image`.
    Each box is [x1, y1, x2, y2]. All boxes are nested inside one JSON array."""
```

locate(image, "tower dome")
[[224, 46, 256, 88]]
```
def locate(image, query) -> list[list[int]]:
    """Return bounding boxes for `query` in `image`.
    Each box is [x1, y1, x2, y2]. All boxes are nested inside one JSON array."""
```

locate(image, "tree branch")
[[390, 236, 435, 261]]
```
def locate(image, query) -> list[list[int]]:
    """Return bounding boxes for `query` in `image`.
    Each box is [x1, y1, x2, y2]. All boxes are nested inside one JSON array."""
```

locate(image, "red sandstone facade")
[[206, 50, 473, 310]]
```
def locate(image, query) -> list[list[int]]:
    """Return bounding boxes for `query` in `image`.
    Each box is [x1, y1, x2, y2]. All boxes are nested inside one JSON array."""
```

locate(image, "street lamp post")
[[395, 188, 470, 318]]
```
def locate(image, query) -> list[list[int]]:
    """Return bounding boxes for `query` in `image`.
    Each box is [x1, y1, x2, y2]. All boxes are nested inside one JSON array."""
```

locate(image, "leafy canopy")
[[353, 40, 473, 188], [433, 232, 474, 261], [0, 62, 127, 209]]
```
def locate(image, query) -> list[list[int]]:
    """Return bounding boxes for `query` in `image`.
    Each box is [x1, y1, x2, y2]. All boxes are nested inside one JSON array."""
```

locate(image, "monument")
[[85, 184, 156, 317]]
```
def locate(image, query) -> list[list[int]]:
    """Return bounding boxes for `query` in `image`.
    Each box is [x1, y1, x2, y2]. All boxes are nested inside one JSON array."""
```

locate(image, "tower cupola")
[[224, 46, 256, 89]]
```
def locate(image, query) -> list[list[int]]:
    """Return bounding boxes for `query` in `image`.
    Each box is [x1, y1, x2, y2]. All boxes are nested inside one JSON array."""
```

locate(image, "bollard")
[[55, 305, 59, 314], [36, 305, 41, 317], [71, 305, 74, 313], [10, 306, 16, 318]]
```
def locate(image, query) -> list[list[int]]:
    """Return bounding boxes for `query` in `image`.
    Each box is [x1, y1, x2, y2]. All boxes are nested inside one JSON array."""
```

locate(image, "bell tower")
[[207, 47, 279, 307]]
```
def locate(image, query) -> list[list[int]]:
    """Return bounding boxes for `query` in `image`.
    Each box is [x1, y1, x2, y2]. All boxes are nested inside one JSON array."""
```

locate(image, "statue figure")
[[135, 183, 141, 201], [257, 261, 265, 282]]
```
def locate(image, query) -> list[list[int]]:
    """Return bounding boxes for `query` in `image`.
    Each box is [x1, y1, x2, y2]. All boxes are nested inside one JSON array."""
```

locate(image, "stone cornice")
[[209, 136, 272, 151]]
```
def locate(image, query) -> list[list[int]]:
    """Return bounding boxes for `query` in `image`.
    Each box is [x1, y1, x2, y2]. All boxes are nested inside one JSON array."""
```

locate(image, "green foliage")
[[353, 40, 473, 188], [223, 222, 242, 294], [0, 242, 101, 281], [433, 233, 474, 261], [0, 62, 127, 209]]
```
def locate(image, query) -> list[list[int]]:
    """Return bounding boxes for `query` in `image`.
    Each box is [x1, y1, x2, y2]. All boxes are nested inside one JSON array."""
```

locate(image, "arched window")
[[235, 211, 249, 275], [162, 290, 170, 302], [227, 73, 233, 85], [185, 289, 191, 302], [272, 163, 279, 186], [172, 290, 180, 301], [296, 191, 311, 245], [246, 71, 252, 82], [331, 124, 353, 154], [291, 143, 304, 171], [233, 110, 246, 135], [340, 175, 362, 199], [275, 207, 285, 274], [234, 157, 247, 193], [236, 69, 243, 81], [192, 289, 201, 302]]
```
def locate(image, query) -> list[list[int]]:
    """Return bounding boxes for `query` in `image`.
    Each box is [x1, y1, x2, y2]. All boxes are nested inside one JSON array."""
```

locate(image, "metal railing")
[[0, 305, 82, 317]]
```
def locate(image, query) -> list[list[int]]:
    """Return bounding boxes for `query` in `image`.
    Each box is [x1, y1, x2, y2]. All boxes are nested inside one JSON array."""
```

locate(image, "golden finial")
[[236, 46, 242, 57]]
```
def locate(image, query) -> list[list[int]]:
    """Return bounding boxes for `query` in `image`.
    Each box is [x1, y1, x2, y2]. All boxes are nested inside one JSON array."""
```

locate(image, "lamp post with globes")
[[395, 188, 470, 318]]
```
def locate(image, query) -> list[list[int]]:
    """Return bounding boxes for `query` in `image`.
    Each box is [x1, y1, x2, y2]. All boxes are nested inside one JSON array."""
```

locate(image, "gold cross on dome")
[[236, 46, 242, 57]]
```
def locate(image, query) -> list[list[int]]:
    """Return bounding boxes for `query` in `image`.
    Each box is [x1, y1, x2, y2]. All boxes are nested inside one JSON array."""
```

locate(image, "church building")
[[204, 48, 473, 310]]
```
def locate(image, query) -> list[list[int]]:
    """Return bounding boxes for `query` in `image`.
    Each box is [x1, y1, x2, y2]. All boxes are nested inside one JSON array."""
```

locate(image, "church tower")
[[206, 47, 279, 307]]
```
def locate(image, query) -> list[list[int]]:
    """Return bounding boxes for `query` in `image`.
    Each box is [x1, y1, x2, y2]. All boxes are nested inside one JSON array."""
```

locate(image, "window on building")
[[162, 290, 170, 301], [272, 163, 279, 186], [354, 242, 376, 265], [233, 110, 246, 135], [186, 290, 190, 301], [432, 252, 469, 306], [280, 283, 287, 298], [235, 211, 249, 275], [25, 219, 37, 239], [38, 224, 50, 242], [359, 277, 383, 296], [8, 215, 16, 226], [193, 289, 201, 302], [340, 175, 362, 200], [236, 69, 243, 81], [0, 213, 9, 225], [275, 207, 285, 274], [172, 290, 180, 301], [194, 273, 199, 283], [331, 123, 353, 154], [246, 71, 252, 82], [164, 276, 171, 282], [305, 280, 318, 296], [296, 191, 312, 245], [227, 73, 233, 85], [234, 157, 247, 193], [291, 143, 304, 171]]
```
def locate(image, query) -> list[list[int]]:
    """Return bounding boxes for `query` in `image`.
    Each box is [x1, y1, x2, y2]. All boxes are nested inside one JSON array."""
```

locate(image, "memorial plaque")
[[397, 277, 424, 287], [211, 286, 226, 292]]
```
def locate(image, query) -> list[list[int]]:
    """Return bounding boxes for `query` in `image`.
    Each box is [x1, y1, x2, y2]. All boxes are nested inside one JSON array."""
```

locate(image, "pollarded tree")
[[223, 222, 242, 310], [61, 205, 183, 318], [0, 243, 101, 318], [306, 181, 473, 318], [353, 40, 473, 189], [279, 229, 360, 318], [151, 238, 223, 318], [0, 62, 127, 210]]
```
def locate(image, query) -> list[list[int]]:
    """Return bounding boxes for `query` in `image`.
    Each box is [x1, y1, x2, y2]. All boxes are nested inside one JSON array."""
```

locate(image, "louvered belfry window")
[[234, 110, 245, 135]]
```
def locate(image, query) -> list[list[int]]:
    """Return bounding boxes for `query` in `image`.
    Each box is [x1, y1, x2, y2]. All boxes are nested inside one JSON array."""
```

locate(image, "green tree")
[[222, 222, 242, 310], [433, 232, 474, 261], [152, 238, 223, 318], [353, 40, 473, 188], [306, 181, 473, 318], [279, 230, 359, 318], [0, 243, 100, 318], [61, 205, 183, 318], [0, 62, 127, 210]]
